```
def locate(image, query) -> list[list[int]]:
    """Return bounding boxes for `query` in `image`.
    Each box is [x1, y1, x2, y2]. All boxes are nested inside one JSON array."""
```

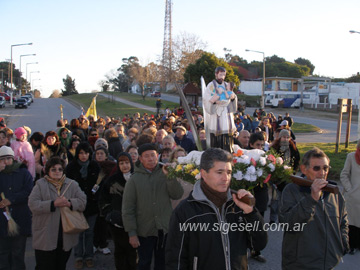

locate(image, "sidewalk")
[[98, 93, 156, 113]]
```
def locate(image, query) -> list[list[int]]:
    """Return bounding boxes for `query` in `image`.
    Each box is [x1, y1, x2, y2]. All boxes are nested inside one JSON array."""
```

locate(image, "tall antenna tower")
[[162, 0, 173, 85]]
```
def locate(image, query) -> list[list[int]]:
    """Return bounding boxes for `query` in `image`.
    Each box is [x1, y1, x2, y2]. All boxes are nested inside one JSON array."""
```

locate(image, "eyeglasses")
[[50, 168, 64, 172], [90, 133, 98, 136], [311, 165, 331, 172]]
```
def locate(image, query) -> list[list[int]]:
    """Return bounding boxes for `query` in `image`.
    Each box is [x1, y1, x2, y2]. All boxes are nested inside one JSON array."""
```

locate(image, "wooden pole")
[[335, 99, 344, 153], [345, 99, 352, 148]]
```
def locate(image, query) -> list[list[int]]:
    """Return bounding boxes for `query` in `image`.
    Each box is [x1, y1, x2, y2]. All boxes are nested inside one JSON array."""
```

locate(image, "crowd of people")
[[0, 103, 358, 270]]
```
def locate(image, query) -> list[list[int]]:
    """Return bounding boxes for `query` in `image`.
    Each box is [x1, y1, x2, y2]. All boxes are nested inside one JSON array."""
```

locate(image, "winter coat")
[[35, 143, 68, 176], [11, 140, 35, 179], [279, 182, 349, 270], [107, 137, 123, 160], [122, 162, 183, 237], [166, 181, 267, 270], [0, 163, 33, 237], [340, 152, 360, 227], [65, 160, 100, 217], [28, 177, 86, 251], [174, 134, 196, 153]]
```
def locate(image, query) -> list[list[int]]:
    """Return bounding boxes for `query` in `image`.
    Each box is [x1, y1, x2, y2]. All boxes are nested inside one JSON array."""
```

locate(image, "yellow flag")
[[85, 95, 98, 121]]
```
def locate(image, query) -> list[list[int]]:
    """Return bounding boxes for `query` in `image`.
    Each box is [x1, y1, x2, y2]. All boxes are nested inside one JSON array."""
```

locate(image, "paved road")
[[1, 98, 81, 134], [2, 97, 359, 269]]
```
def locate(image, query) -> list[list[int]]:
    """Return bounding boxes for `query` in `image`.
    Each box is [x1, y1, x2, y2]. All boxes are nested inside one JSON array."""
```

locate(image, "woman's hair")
[[136, 134, 155, 147], [75, 142, 93, 160], [95, 146, 109, 158], [104, 128, 118, 141], [43, 131, 60, 145], [29, 131, 44, 142], [70, 119, 80, 129], [125, 145, 137, 153], [45, 156, 66, 175]]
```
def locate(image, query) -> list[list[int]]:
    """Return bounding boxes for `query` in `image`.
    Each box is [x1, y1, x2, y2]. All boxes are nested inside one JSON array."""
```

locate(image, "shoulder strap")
[[60, 180, 73, 197]]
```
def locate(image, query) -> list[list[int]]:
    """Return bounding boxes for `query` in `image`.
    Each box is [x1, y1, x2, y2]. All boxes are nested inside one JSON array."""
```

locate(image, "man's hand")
[[129, 235, 140, 248], [161, 163, 172, 176], [0, 199, 11, 209], [54, 196, 71, 208], [209, 95, 220, 103], [232, 189, 254, 214], [311, 178, 328, 201]]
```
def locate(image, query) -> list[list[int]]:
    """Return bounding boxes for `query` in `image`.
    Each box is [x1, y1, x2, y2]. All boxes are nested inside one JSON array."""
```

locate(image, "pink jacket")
[[11, 140, 35, 179]]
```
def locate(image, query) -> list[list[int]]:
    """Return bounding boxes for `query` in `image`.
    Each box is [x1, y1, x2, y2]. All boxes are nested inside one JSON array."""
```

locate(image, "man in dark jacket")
[[166, 148, 267, 270], [0, 146, 33, 270], [279, 147, 349, 269], [174, 126, 196, 154]]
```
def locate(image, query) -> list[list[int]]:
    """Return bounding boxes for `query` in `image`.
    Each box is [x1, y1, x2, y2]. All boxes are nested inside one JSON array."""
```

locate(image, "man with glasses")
[[279, 147, 349, 269]]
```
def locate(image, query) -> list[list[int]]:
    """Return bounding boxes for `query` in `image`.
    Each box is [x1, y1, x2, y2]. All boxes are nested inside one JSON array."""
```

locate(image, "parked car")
[[15, 98, 28, 109], [23, 93, 34, 103], [0, 97, 5, 108], [0, 92, 16, 102], [151, 91, 161, 97], [20, 96, 31, 106]]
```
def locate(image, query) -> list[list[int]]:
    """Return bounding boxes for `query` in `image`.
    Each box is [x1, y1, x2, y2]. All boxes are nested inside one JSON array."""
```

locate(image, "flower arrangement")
[[167, 148, 293, 191]]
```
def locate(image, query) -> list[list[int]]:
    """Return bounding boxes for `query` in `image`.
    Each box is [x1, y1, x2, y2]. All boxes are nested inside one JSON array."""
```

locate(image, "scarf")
[[355, 148, 360, 165], [123, 172, 132, 181], [45, 174, 66, 195], [280, 140, 291, 162], [200, 179, 228, 209], [2, 162, 22, 174], [77, 159, 89, 178]]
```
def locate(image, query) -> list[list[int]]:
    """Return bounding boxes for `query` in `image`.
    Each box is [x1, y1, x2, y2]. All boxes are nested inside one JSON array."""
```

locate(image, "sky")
[[1, 0, 360, 98]]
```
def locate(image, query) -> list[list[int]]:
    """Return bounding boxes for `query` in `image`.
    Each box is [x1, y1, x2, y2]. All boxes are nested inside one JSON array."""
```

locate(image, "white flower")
[[256, 168, 263, 177], [244, 173, 251, 181], [284, 165, 291, 170], [239, 155, 250, 164], [178, 151, 203, 166], [233, 171, 243, 180], [268, 163, 275, 172], [250, 174, 257, 182], [247, 165, 256, 175], [195, 173, 201, 180], [276, 157, 284, 165], [259, 157, 267, 166], [241, 149, 265, 161]]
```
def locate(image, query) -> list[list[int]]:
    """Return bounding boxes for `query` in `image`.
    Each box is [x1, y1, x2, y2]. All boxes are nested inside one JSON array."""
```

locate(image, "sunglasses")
[[50, 168, 64, 172], [311, 165, 331, 172]]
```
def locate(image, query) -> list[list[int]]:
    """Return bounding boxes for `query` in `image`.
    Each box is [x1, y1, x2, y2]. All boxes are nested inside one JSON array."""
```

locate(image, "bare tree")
[[172, 32, 207, 82]]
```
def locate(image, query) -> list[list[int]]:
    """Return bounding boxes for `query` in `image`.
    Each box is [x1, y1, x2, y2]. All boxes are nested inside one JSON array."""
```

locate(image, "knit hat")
[[280, 120, 289, 126], [15, 127, 27, 139], [94, 138, 108, 150], [279, 129, 290, 138], [138, 143, 158, 156], [175, 126, 186, 132], [0, 146, 14, 159]]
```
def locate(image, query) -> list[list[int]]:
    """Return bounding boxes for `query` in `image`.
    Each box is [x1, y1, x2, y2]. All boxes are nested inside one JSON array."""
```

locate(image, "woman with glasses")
[[28, 156, 86, 270], [65, 142, 100, 269], [340, 140, 360, 254]]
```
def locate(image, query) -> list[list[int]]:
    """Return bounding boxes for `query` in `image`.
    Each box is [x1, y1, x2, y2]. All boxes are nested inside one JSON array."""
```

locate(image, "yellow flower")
[[191, 169, 200, 176], [175, 165, 183, 172], [184, 164, 194, 172]]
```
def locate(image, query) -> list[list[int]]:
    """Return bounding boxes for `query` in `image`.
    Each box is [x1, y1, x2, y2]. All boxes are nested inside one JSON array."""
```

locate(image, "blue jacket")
[[174, 134, 196, 153], [0, 163, 33, 237]]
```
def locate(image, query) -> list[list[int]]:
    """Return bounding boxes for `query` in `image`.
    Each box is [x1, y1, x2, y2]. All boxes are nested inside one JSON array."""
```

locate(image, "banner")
[[85, 94, 98, 121]]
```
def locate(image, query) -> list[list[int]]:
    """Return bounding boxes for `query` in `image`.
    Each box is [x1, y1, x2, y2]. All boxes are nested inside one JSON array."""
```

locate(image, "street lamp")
[[26, 62, 38, 81], [31, 78, 41, 91], [349, 30, 360, 139], [10, 42, 32, 104], [29, 71, 40, 92], [19, 54, 36, 94], [245, 49, 266, 109]]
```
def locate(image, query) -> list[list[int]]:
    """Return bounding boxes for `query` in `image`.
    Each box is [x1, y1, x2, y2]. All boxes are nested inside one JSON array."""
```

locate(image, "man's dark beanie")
[[138, 143, 158, 156]]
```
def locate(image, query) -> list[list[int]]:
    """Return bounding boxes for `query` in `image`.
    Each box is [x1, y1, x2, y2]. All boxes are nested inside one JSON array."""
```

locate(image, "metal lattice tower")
[[162, 0, 173, 84]]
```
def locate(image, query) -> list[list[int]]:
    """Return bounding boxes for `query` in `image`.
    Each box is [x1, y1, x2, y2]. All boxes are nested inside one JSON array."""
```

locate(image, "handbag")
[[59, 180, 89, 234]]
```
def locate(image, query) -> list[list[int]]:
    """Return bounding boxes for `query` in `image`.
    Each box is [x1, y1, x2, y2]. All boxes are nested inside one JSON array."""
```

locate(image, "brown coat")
[[28, 177, 86, 251]]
